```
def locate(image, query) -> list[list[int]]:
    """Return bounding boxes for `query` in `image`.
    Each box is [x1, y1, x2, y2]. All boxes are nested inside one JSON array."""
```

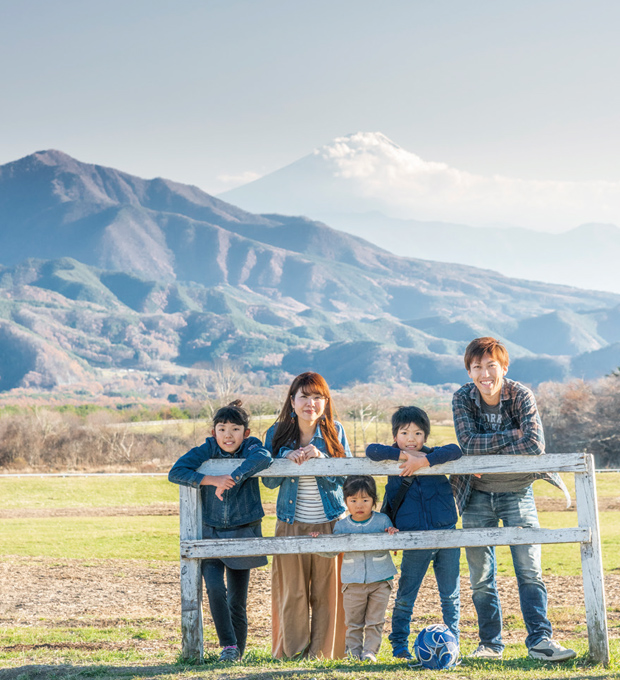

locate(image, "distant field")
[[0, 476, 177, 510], [120, 417, 457, 455]]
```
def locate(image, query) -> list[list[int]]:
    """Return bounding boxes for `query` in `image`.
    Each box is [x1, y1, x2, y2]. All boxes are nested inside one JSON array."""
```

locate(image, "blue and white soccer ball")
[[413, 624, 460, 669]]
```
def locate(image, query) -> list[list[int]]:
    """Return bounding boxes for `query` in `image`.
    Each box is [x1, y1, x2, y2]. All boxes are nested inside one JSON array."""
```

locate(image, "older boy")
[[451, 337, 575, 662], [367, 406, 462, 660]]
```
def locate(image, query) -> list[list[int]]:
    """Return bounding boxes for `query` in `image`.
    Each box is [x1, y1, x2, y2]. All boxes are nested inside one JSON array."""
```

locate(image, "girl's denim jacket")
[[263, 421, 351, 524], [168, 436, 272, 529]]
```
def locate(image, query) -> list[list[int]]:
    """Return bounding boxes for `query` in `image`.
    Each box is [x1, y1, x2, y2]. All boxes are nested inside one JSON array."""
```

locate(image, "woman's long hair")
[[270, 372, 346, 459]]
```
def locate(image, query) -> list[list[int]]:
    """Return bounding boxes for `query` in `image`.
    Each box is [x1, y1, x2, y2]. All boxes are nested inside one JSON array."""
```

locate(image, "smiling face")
[[291, 388, 327, 426], [345, 490, 374, 522], [467, 352, 508, 405], [212, 422, 250, 453], [394, 422, 427, 452]]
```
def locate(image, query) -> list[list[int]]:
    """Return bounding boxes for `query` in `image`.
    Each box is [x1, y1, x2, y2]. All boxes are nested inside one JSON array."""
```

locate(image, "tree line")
[[0, 372, 618, 471]]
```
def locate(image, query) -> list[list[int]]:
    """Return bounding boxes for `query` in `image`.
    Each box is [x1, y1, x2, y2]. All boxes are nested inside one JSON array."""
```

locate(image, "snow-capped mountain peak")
[[220, 131, 620, 232]]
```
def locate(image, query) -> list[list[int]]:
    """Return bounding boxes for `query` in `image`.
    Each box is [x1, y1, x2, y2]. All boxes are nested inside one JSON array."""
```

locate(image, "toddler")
[[315, 475, 398, 662]]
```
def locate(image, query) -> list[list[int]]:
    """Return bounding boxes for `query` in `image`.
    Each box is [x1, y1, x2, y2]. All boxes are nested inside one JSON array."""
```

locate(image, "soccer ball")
[[413, 623, 459, 669]]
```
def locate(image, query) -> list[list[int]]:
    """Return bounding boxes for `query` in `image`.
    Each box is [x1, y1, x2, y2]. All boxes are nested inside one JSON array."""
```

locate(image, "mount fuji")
[[220, 132, 620, 293]]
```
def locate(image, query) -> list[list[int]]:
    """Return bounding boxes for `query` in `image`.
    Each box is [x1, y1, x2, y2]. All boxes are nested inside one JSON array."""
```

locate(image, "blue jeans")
[[389, 544, 460, 650], [201, 559, 251, 654], [463, 487, 552, 652]]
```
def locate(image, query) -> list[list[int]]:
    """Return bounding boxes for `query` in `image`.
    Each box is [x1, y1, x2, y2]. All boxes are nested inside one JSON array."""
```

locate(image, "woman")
[[263, 372, 351, 659]]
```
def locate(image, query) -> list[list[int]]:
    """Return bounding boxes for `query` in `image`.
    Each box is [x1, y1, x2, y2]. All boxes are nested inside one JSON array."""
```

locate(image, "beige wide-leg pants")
[[271, 519, 346, 659]]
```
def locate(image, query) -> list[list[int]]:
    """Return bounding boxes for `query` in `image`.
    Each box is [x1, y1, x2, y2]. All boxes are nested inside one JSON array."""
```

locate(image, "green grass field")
[[0, 475, 178, 510], [1, 472, 619, 679]]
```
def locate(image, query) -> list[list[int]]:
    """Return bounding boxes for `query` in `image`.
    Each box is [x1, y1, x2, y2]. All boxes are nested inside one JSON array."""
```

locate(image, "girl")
[[168, 400, 271, 662], [366, 405, 462, 660], [263, 371, 351, 659], [315, 475, 399, 662]]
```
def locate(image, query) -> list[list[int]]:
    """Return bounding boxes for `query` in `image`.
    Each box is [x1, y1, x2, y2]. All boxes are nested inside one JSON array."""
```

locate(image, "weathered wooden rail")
[[176, 452, 608, 664]]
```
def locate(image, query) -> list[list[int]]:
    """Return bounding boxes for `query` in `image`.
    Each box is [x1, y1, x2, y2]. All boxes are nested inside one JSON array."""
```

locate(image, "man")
[[451, 337, 575, 661]]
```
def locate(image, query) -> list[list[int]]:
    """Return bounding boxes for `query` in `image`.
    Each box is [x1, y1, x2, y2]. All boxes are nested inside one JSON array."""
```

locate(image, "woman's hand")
[[286, 449, 306, 465], [398, 452, 429, 476], [286, 445, 323, 464], [300, 444, 323, 460]]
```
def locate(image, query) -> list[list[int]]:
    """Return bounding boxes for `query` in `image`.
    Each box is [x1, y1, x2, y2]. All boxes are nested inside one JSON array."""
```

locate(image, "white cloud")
[[309, 132, 620, 231]]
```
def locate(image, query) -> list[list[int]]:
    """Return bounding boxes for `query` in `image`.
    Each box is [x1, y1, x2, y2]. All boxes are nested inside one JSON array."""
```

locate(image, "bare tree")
[[211, 359, 246, 406], [538, 376, 620, 467]]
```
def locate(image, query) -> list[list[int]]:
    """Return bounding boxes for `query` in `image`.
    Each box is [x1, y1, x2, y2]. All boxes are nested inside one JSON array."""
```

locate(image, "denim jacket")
[[366, 442, 462, 531], [168, 436, 272, 530], [263, 421, 351, 524]]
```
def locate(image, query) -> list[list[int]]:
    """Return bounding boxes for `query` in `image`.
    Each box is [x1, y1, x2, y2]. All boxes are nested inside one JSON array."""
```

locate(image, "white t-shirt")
[[294, 475, 328, 523]]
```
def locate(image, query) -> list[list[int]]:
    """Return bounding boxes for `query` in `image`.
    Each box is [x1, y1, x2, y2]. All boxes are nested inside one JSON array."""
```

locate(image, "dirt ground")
[[2, 554, 619, 654]]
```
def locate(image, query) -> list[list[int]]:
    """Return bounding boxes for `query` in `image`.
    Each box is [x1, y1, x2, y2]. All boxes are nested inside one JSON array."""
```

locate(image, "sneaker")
[[469, 644, 503, 659], [392, 646, 414, 660], [528, 639, 576, 662], [361, 651, 377, 662], [219, 645, 240, 662]]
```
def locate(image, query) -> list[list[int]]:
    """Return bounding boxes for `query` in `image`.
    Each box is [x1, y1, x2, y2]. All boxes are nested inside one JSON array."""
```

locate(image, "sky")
[[1, 0, 620, 197]]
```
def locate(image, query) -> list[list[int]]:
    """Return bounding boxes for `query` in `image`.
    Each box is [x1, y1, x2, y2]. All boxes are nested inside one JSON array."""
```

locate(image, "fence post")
[[179, 485, 203, 661], [575, 454, 609, 664]]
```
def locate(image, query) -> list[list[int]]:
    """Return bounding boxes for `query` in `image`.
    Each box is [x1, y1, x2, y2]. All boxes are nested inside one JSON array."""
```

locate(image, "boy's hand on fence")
[[386, 526, 399, 535], [200, 474, 236, 500], [398, 452, 429, 476], [309, 531, 320, 538]]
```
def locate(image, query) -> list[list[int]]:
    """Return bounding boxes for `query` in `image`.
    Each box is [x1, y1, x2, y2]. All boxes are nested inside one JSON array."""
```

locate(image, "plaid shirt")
[[450, 378, 569, 514]]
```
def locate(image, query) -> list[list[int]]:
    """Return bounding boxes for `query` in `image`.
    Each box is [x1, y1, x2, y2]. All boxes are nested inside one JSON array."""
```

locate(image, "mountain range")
[[220, 132, 620, 294], [0, 149, 619, 393]]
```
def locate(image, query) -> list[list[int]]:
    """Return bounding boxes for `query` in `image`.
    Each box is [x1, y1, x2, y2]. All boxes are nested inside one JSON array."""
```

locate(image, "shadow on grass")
[[0, 654, 609, 680], [0, 663, 377, 680]]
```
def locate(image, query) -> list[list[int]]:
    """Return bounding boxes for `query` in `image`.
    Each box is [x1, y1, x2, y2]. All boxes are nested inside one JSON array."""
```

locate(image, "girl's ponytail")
[[213, 400, 249, 429]]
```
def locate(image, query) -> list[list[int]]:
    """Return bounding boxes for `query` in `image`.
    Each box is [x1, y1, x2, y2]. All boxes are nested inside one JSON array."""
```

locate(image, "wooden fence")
[[176, 452, 608, 664]]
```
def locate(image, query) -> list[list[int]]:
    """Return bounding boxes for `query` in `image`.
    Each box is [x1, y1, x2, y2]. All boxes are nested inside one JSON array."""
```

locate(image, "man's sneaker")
[[528, 639, 576, 662], [469, 644, 503, 659], [219, 645, 240, 662], [361, 651, 377, 662], [392, 646, 414, 660]]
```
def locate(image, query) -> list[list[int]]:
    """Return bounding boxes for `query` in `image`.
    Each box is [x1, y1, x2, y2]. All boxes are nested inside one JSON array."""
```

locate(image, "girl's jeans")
[[201, 559, 251, 654], [462, 486, 553, 652], [388, 543, 460, 650]]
